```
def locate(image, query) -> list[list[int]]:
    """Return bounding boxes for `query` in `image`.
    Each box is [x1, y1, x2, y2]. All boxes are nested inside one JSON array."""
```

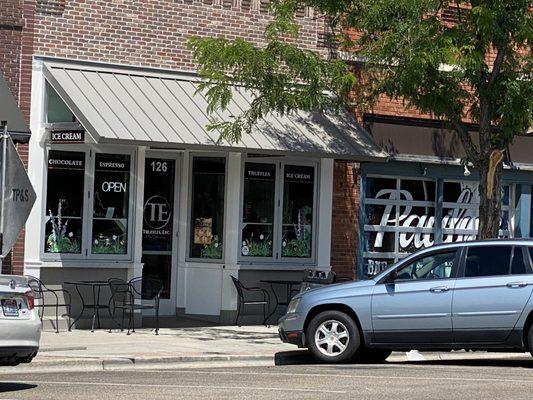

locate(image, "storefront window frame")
[[87, 148, 135, 260], [361, 171, 516, 277], [186, 152, 228, 263], [238, 156, 319, 265], [40, 144, 136, 262]]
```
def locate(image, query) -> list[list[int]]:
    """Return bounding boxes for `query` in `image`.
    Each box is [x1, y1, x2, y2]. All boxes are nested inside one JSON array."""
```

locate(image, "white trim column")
[[128, 146, 146, 281], [316, 158, 334, 269], [24, 59, 47, 277], [221, 152, 242, 313]]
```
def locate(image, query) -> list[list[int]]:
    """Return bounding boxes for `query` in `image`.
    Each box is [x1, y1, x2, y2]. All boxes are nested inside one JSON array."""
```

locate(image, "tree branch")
[[452, 121, 481, 163], [488, 45, 506, 88]]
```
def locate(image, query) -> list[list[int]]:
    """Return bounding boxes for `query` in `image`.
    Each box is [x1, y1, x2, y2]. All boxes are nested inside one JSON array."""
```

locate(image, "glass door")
[[142, 156, 178, 315]]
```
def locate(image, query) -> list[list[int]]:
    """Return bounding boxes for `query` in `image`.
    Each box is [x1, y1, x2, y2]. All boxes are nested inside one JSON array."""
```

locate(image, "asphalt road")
[[1, 357, 532, 400]]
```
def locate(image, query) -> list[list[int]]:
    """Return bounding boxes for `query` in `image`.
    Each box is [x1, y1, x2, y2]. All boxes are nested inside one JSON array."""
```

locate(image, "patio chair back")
[[129, 276, 163, 301], [26, 276, 44, 300], [230, 276, 244, 299], [108, 278, 131, 306]]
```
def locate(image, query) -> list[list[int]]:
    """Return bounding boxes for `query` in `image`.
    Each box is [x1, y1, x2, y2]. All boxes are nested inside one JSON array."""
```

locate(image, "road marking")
[[2, 380, 346, 394], [139, 368, 533, 385]]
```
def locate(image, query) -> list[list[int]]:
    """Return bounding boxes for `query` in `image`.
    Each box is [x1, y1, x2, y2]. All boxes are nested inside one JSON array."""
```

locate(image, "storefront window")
[[240, 160, 317, 262], [442, 181, 511, 241], [91, 154, 130, 255], [44, 150, 85, 253], [363, 176, 512, 276], [46, 83, 76, 123], [241, 163, 275, 257], [190, 157, 225, 259], [281, 165, 314, 258]]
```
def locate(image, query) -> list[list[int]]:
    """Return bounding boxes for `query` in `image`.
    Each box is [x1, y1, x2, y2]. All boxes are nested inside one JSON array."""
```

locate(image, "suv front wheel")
[[307, 310, 360, 363]]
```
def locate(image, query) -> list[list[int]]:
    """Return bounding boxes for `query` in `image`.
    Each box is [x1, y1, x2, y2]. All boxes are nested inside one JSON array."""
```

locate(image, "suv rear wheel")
[[307, 310, 360, 363]]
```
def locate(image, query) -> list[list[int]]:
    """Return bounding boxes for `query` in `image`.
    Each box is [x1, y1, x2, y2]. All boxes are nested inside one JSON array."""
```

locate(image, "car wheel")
[[354, 349, 392, 363], [307, 310, 360, 363]]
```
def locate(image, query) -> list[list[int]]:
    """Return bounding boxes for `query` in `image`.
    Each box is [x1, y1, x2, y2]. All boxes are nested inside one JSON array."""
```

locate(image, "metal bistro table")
[[260, 279, 301, 324], [64, 280, 111, 332]]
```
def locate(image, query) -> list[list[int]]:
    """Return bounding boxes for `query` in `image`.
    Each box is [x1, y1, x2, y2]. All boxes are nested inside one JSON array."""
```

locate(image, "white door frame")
[[142, 150, 181, 316]]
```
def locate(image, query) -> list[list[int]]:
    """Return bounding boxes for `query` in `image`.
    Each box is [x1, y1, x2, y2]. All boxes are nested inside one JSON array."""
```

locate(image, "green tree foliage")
[[189, 0, 532, 239]]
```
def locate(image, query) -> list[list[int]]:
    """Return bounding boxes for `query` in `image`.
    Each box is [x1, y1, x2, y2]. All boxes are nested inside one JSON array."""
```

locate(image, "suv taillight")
[[24, 292, 35, 310]]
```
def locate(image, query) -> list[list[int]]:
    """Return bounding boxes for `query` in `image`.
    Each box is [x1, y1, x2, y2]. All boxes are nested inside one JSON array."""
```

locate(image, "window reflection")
[[190, 157, 225, 259]]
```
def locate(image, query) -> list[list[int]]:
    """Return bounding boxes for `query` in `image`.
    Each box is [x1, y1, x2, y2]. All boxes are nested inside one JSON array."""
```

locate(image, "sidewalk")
[[1, 326, 530, 373]]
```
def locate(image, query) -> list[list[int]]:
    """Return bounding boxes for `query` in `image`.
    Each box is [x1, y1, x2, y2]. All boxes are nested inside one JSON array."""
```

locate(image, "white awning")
[[43, 60, 387, 161]]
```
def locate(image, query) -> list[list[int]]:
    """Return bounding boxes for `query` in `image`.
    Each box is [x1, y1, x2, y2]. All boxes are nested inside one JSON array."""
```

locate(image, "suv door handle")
[[429, 286, 449, 293], [506, 282, 528, 288]]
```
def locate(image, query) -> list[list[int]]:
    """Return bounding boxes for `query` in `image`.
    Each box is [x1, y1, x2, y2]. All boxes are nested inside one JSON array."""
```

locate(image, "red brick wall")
[[330, 161, 360, 280], [33, 0, 324, 70], [0, 0, 35, 275]]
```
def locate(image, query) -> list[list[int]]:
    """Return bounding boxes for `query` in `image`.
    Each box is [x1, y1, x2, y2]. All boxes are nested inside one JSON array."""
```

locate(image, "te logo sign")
[[102, 181, 127, 193], [144, 195, 171, 230]]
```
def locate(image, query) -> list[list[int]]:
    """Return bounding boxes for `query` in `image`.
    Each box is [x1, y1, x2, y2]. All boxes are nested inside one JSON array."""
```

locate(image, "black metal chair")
[[231, 276, 270, 326], [108, 277, 163, 335], [108, 278, 131, 333], [26, 276, 71, 333]]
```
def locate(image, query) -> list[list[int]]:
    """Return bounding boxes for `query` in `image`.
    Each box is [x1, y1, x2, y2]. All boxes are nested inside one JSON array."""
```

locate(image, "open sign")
[[102, 181, 127, 193]]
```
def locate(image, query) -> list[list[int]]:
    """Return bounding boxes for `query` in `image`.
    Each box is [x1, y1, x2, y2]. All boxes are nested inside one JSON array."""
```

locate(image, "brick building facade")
[[5, 0, 394, 325], [0, 0, 35, 275], [0, 0, 364, 282]]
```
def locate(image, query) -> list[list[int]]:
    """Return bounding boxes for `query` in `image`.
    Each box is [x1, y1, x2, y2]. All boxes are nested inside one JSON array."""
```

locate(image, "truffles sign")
[[50, 130, 85, 143]]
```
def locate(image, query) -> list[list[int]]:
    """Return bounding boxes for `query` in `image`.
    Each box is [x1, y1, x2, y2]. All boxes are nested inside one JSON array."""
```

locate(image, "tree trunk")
[[477, 162, 504, 239]]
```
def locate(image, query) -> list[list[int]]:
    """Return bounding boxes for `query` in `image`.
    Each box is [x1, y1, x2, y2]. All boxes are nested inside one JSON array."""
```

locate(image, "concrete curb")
[[1, 351, 530, 374]]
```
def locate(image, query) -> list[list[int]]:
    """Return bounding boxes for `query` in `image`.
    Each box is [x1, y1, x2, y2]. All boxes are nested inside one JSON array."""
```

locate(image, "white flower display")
[[259, 234, 264, 240], [112, 235, 117, 240], [68, 232, 74, 238]]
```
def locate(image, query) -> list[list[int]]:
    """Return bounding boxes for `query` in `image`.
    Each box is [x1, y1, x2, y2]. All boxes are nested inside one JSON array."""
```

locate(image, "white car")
[[0, 274, 41, 366]]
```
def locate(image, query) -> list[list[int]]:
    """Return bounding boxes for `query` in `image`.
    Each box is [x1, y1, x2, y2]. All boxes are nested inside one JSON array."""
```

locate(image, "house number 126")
[[150, 161, 168, 172]]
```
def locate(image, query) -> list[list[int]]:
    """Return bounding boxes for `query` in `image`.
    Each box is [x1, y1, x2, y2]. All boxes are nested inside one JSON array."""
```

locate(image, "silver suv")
[[279, 240, 533, 363]]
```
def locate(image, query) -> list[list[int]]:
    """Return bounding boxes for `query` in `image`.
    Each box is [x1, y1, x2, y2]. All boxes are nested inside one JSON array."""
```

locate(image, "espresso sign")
[[50, 130, 85, 143]]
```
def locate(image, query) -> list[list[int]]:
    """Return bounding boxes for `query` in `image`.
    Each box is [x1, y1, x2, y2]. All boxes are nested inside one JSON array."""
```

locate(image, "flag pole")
[[0, 123, 8, 258]]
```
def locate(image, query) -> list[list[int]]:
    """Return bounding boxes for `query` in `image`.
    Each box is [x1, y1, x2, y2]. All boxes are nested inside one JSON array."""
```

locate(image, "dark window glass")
[[465, 246, 512, 277], [92, 154, 130, 255], [241, 163, 275, 257], [190, 157, 225, 259], [511, 247, 527, 275], [400, 180, 436, 202], [281, 165, 314, 258], [365, 177, 396, 199], [396, 251, 456, 281], [45, 151, 85, 253], [142, 159, 175, 252]]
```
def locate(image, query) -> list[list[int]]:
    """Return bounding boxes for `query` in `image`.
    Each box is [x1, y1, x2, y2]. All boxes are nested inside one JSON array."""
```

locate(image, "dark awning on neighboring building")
[[366, 115, 533, 168], [0, 71, 31, 144], [42, 60, 388, 161]]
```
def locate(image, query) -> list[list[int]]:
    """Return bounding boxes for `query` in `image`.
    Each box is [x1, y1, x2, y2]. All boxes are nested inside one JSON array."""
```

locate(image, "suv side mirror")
[[384, 270, 398, 284]]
